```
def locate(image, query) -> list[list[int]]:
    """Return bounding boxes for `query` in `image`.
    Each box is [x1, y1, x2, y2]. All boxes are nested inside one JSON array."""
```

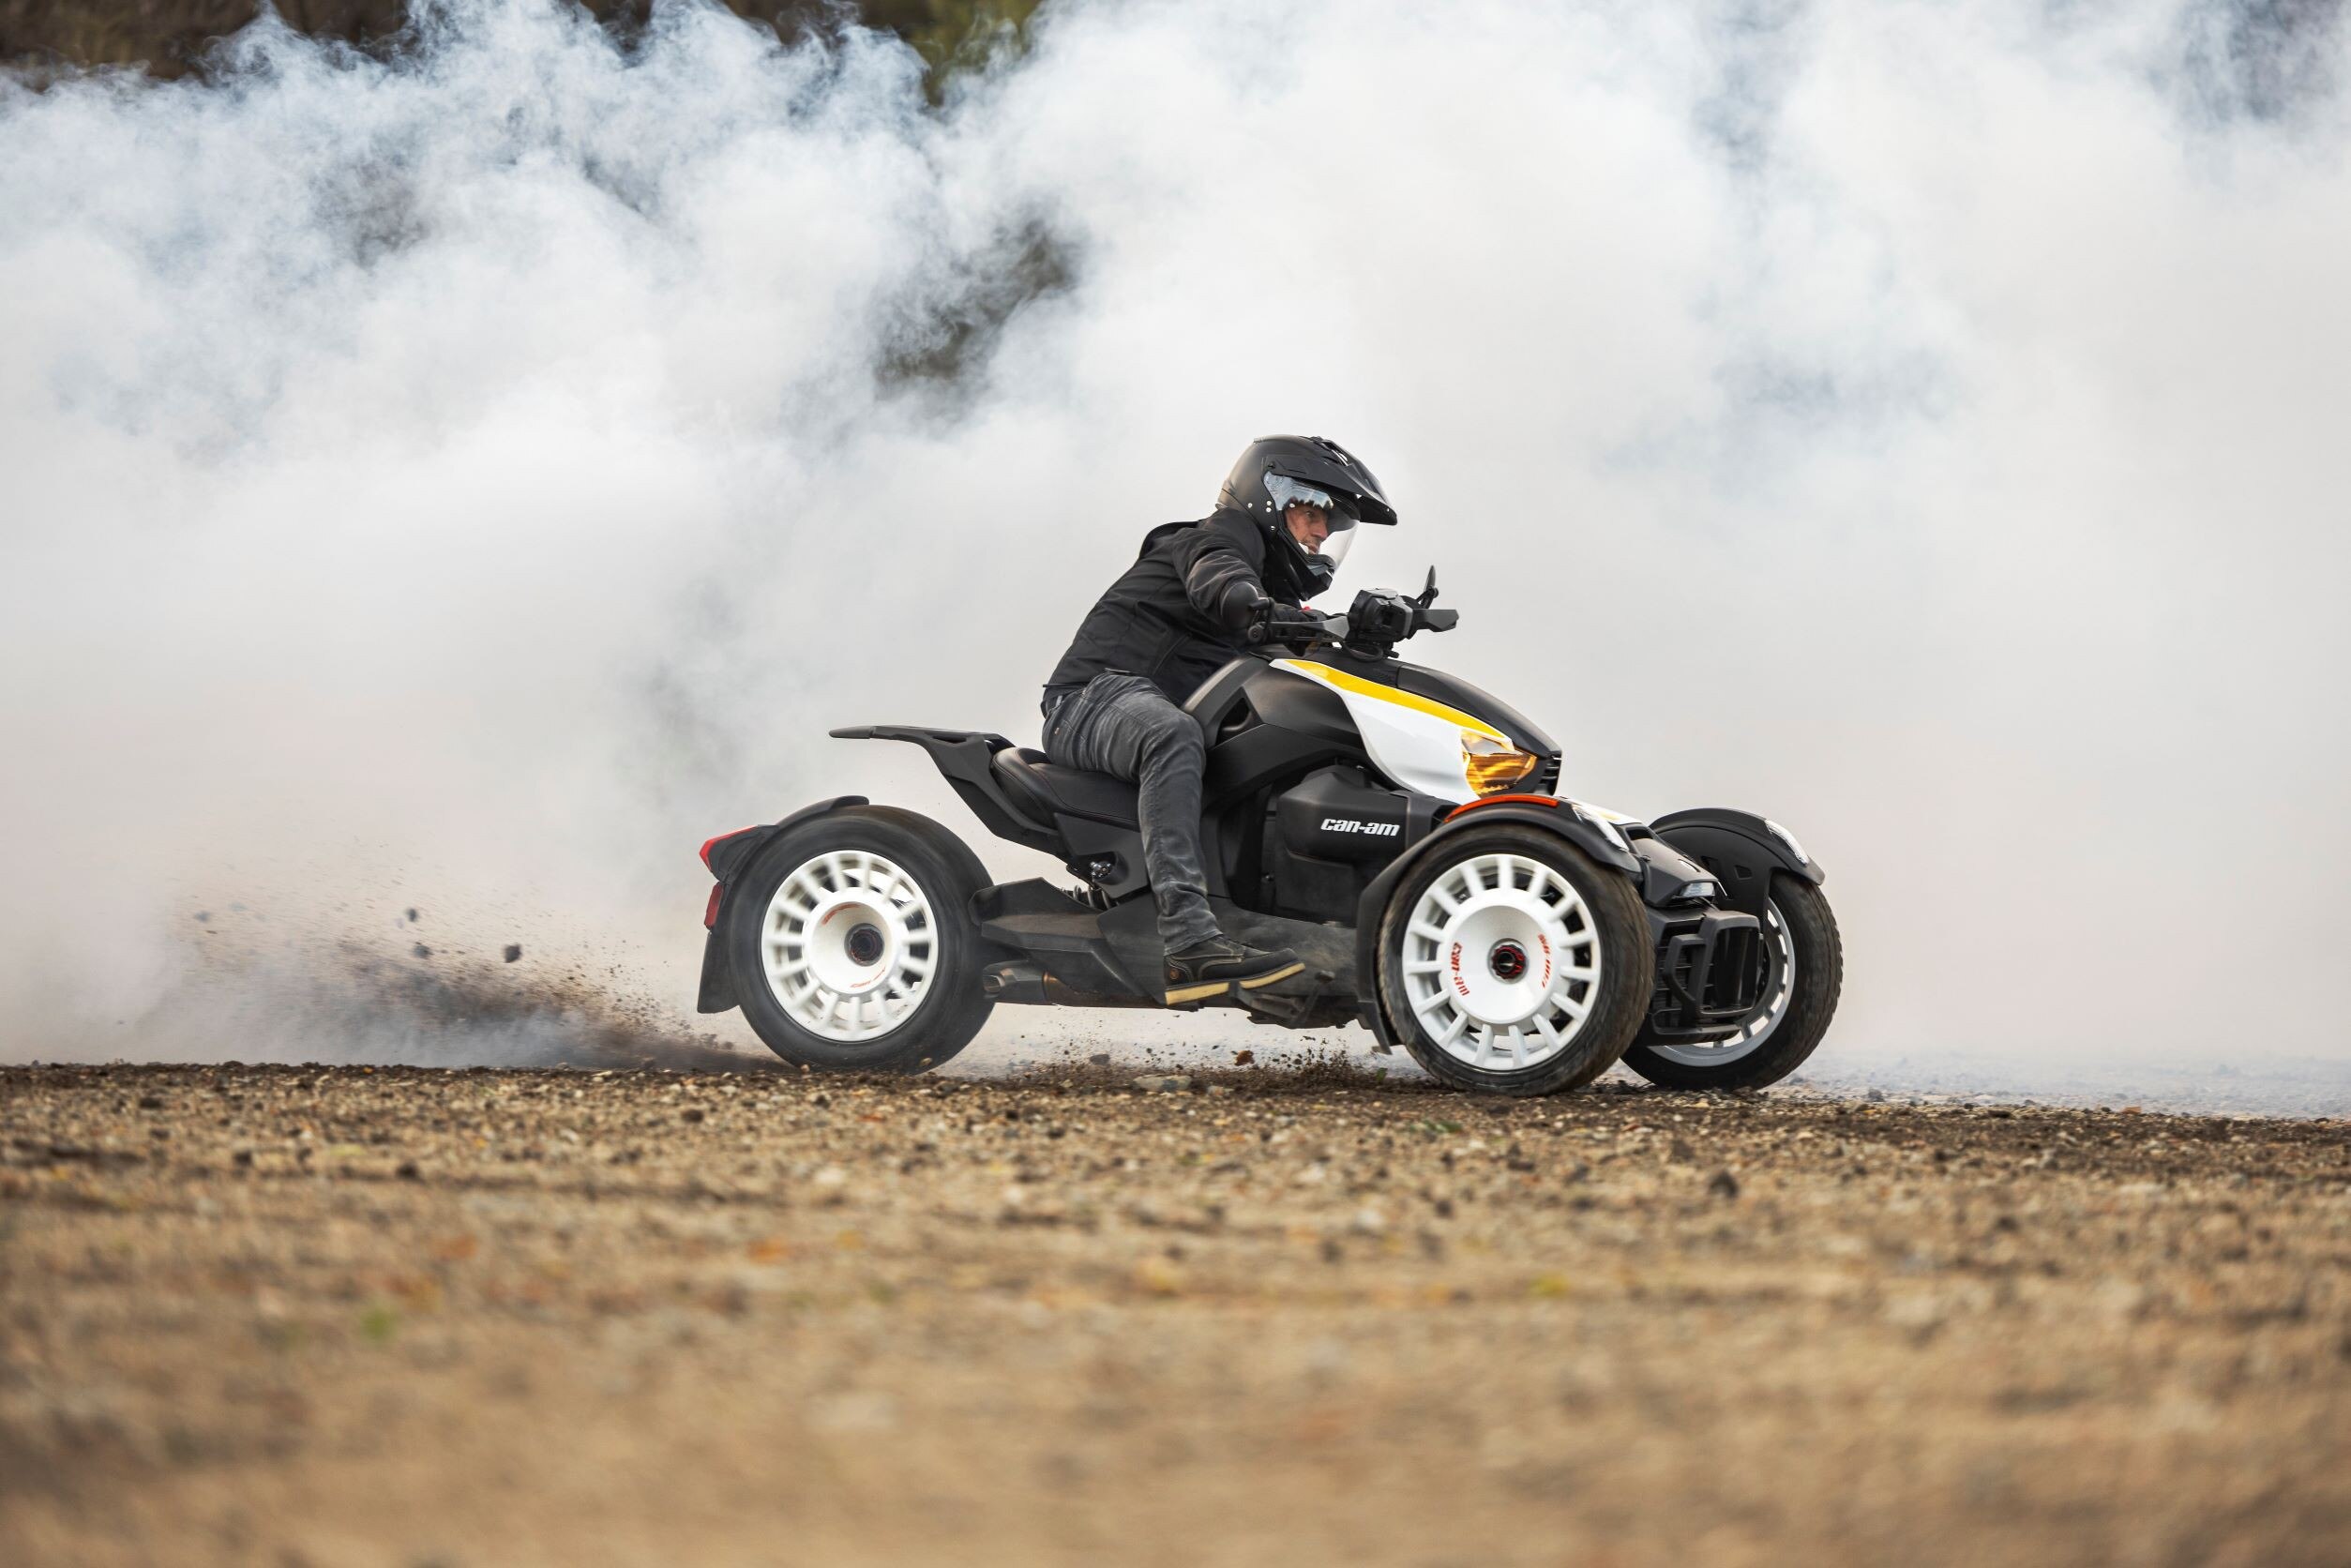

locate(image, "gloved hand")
[[1245, 599, 1331, 646]]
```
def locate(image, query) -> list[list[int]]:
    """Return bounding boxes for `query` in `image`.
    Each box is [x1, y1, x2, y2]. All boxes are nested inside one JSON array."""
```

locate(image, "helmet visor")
[[1318, 525, 1359, 576], [1264, 472, 1364, 530]]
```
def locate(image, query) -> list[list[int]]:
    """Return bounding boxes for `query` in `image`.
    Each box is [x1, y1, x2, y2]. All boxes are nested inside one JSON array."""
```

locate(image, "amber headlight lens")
[[1462, 731, 1541, 795]]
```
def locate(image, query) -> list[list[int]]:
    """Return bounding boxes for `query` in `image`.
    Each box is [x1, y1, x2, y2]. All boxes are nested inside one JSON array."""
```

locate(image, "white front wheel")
[[1395, 850, 1605, 1073], [1379, 825, 1650, 1096]]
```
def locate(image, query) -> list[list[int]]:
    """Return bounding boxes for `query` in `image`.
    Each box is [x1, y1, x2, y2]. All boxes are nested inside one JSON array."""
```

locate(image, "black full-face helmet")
[[1216, 435, 1396, 600]]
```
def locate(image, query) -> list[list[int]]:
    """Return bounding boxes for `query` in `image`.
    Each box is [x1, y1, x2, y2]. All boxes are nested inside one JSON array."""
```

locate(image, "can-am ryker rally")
[[693, 569, 1840, 1096]]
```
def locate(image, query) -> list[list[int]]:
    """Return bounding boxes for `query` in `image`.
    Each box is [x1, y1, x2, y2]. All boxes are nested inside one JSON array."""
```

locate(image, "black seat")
[[990, 746, 1140, 828]]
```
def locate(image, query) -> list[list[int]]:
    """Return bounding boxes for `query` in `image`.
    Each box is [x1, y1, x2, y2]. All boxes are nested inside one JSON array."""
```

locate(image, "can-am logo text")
[[1320, 817, 1400, 837]]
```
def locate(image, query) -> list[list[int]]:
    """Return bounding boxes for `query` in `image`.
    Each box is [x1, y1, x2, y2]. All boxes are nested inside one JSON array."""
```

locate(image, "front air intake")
[[1647, 908, 1766, 1038]]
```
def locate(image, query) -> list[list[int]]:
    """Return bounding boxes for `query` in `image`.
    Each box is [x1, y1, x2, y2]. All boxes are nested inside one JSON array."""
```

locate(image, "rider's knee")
[[1139, 710, 1206, 768]]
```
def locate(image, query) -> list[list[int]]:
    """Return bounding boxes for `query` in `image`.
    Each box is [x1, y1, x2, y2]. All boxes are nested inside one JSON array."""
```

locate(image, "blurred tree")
[[0, 0, 1041, 84]]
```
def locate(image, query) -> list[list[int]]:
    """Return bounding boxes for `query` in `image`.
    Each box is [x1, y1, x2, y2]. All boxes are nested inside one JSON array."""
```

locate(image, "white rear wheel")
[[761, 850, 937, 1044]]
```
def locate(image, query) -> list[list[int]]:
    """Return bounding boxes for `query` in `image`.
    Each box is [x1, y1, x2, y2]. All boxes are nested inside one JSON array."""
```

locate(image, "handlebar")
[[1328, 583, 1458, 651], [1243, 577, 1460, 654]]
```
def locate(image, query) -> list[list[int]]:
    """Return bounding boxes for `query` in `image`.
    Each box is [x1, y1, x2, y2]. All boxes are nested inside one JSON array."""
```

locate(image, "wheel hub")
[[1443, 902, 1558, 1026], [806, 896, 898, 995]]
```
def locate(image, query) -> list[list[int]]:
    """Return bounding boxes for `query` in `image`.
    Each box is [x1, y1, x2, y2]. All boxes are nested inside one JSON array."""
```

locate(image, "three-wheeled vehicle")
[[695, 575, 1839, 1095]]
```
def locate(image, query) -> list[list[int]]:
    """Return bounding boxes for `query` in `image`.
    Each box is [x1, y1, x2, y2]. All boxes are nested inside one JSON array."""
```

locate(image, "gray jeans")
[[1044, 673, 1219, 952]]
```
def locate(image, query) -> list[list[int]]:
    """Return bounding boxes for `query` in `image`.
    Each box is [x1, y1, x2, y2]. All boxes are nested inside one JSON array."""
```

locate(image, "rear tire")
[[1376, 824, 1650, 1096], [725, 806, 993, 1074], [1620, 874, 1842, 1091]]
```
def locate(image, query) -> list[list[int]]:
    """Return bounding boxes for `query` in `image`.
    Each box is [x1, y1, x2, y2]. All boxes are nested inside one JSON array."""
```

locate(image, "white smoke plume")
[[2, 0, 2346, 1086]]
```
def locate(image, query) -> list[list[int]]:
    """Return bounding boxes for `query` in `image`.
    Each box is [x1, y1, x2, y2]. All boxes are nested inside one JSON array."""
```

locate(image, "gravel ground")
[[4, 1060, 2348, 1566]]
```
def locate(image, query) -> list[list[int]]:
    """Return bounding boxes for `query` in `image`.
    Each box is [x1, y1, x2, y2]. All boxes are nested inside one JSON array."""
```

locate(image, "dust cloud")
[[2, 1, 2345, 1088]]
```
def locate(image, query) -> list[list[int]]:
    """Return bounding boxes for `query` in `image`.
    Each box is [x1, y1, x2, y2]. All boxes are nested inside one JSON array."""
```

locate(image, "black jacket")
[[1043, 508, 1292, 711]]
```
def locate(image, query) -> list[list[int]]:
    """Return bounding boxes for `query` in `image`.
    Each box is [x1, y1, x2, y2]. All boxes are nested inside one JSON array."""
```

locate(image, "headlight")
[[1461, 731, 1541, 795], [1764, 818, 1808, 865], [1672, 879, 1721, 903]]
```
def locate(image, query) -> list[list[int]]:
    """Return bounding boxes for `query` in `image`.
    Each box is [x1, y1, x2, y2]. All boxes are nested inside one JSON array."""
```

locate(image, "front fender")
[[1650, 807, 1823, 921], [696, 794, 869, 1015], [1349, 798, 1641, 1047]]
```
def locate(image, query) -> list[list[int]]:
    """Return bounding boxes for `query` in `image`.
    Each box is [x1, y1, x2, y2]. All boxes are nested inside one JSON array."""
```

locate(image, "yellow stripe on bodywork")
[[1272, 660, 1506, 740]]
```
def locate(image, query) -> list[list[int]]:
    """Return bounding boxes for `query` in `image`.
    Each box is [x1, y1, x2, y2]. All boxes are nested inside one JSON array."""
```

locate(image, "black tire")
[[1620, 874, 1842, 1091], [1375, 824, 1651, 1097], [725, 805, 993, 1074]]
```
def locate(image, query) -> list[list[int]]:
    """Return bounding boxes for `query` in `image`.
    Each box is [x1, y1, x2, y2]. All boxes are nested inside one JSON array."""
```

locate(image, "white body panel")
[[1271, 658, 1489, 804], [1269, 658, 1641, 827]]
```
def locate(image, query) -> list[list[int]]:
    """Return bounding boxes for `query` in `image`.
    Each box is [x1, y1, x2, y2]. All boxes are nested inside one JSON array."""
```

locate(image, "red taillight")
[[699, 826, 761, 871], [703, 883, 724, 929]]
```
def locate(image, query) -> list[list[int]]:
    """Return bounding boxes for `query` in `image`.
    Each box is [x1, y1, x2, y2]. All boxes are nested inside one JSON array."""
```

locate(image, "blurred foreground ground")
[[4, 1060, 2348, 1566]]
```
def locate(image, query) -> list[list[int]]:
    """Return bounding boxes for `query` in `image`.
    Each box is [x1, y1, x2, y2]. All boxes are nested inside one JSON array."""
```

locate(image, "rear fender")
[[1650, 807, 1823, 921], [695, 794, 867, 1015], [1348, 798, 1641, 1047]]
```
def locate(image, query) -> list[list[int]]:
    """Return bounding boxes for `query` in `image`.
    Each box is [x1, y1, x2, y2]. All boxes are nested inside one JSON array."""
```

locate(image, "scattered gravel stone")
[[1707, 1168, 1741, 1199], [1130, 1074, 1193, 1093]]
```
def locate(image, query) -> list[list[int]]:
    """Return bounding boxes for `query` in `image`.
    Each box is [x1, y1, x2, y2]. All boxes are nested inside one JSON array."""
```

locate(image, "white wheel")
[[1642, 900, 1792, 1069], [761, 850, 937, 1043], [1397, 850, 1605, 1073]]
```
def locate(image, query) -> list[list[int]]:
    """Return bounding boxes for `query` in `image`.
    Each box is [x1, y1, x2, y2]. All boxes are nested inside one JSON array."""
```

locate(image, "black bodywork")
[[1630, 807, 1820, 1046], [1646, 807, 1823, 914], [698, 587, 1815, 1047]]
